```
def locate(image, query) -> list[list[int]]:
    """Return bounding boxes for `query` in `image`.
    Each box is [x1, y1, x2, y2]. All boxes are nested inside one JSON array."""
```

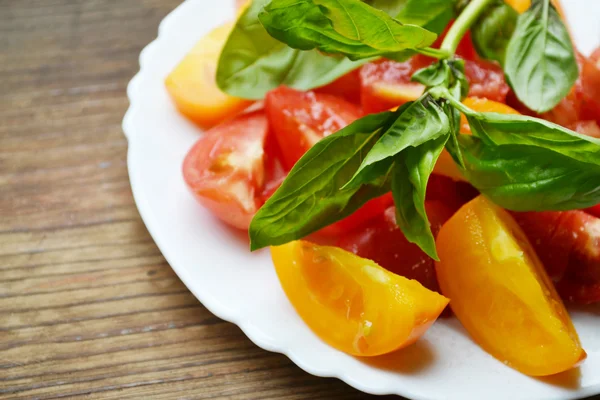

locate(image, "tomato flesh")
[[265, 86, 362, 170], [337, 201, 454, 293], [183, 111, 269, 230], [271, 241, 448, 356]]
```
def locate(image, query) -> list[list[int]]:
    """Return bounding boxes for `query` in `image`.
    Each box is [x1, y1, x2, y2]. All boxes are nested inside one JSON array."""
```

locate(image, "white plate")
[[123, 1, 600, 399]]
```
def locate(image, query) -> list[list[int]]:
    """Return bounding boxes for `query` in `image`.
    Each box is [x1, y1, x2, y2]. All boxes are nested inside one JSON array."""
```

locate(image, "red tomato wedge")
[[586, 204, 600, 218], [512, 211, 600, 287], [316, 69, 362, 104], [183, 111, 269, 230], [337, 201, 454, 293], [265, 86, 362, 170]]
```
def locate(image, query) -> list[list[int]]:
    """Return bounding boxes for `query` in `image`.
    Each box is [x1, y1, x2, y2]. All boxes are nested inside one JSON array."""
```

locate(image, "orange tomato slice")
[[434, 97, 520, 181], [165, 23, 252, 129], [271, 241, 449, 356], [435, 196, 586, 376]]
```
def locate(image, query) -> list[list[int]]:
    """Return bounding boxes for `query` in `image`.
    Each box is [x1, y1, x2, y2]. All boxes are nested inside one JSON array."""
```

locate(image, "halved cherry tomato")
[[265, 86, 363, 170], [165, 23, 252, 129], [271, 240, 449, 356], [183, 111, 269, 230], [436, 196, 586, 376], [337, 201, 454, 293]]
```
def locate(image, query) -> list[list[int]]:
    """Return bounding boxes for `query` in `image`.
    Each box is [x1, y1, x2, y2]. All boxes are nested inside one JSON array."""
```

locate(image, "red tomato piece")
[[537, 51, 600, 127], [569, 120, 600, 138], [557, 279, 600, 305], [426, 174, 480, 213], [319, 193, 394, 236], [337, 201, 454, 293], [512, 211, 600, 284], [463, 58, 510, 103], [183, 111, 269, 230], [586, 204, 600, 218], [359, 58, 429, 114], [316, 69, 362, 104], [265, 86, 363, 169]]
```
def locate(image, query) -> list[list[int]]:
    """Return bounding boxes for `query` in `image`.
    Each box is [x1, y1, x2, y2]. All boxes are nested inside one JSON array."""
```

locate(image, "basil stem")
[[440, 0, 496, 55]]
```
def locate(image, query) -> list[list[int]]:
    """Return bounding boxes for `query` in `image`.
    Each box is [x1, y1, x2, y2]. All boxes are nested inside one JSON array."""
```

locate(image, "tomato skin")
[[557, 280, 600, 305], [426, 174, 479, 213], [512, 211, 600, 285], [337, 201, 454, 293], [586, 204, 600, 218], [183, 111, 269, 230], [319, 194, 394, 236], [265, 86, 362, 170]]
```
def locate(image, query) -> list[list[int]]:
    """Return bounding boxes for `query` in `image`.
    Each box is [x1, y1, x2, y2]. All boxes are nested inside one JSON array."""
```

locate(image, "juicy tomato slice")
[[436, 195, 586, 376], [271, 240, 449, 356], [359, 58, 427, 114], [183, 111, 268, 230], [165, 23, 252, 129], [570, 120, 600, 138], [265, 86, 363, 170], [512, 210, 600, 285], [337, 201, 454, 293]]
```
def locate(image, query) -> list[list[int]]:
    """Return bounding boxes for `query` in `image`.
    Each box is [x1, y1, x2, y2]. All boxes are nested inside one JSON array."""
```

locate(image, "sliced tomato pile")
[[176, 24, 600, 307]]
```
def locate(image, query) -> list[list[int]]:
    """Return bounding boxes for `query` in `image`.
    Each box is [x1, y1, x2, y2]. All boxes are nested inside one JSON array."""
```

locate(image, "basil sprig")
[[249, 112, 394, 250], [504, 0, 578, 113], [217, 0, 366, 100], [257, 0, 441, 61]]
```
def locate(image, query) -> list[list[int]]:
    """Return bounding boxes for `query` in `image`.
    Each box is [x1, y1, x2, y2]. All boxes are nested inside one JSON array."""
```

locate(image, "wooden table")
[[0, 1, 392, 398]]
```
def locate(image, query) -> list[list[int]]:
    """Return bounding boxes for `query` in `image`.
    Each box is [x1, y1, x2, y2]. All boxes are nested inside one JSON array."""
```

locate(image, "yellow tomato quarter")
[[271, 241, 449, 356], [435, 196, 587, 376], [165, 22, 252, 129]]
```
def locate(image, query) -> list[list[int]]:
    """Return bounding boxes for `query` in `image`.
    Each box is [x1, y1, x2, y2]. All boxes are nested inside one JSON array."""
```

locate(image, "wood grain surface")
[[0, 1, 597, 400], [0, 0, 393, 398]]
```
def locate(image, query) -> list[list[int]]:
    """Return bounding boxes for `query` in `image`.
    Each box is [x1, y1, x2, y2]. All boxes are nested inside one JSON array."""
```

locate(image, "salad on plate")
[[164, 0, 600, 379]]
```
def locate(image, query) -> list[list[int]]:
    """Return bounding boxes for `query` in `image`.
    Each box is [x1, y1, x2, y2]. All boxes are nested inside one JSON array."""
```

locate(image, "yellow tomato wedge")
[[434, 97, 520, 181], [165, 23, 252, 129], [271, 241, 449, 356], [435, 196, 587, 376]]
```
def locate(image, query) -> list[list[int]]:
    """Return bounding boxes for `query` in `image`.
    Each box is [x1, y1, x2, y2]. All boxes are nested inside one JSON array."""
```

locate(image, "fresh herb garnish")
[[217, 0, 366, 100], [247, 0, 600, 257], [471, 0, 518, 65], [257, 0, 440, 61], [504, 0, 578, 113]]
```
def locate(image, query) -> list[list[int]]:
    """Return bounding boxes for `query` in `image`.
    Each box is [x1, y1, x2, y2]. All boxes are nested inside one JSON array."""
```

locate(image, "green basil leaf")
[[412, 59, 468, 98], [249, 112, 394, 250], [258, 0, 437, 61], [392, 134, 449, 260], [396, 0, 457, 34], [217, 0, 366, 100], [459, 135, 600, 211], [363, 0, 408, 16], [504, 0, 578, 113], [346, 96, 450, 188], [471, 0, 518, 65], [464, 112, 600, 166]]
